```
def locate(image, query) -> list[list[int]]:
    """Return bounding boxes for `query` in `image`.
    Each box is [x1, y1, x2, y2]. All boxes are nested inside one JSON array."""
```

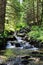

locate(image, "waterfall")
[[6, 41, 15, 49]]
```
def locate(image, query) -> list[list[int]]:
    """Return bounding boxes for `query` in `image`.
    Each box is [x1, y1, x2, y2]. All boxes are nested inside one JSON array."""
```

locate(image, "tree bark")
[[0, 0, 6, 33]]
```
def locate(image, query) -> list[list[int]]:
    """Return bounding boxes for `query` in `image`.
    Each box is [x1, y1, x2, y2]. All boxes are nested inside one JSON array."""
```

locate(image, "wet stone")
[[17, 33, 25, 37]]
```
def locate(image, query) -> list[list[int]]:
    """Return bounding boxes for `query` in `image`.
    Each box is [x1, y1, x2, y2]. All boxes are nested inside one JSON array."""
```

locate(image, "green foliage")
[[31, 26, 40, 31], [4, 49, 14, 58], [5, 0, 42, 32], [5, 21, 16, 32], [28, 31, 40, 40], [16, 21, 27, 30], [4, 0, 43, 40], [37, 36, 43, 41], [0, 31, 9, 38], [37, 31, 43, 41], [28, 26, 43, 41], [5, 0, 20, 32]]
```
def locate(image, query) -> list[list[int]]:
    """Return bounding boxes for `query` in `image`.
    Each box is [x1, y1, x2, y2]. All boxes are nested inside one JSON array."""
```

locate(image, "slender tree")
[[41, 0, 43, 22], [33, 0, 35, 24]]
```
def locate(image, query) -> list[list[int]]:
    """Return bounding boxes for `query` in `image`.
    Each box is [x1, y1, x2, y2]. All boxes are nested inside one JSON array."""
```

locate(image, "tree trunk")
[[37, 0, 39, 25], [41, 0, 43, 22], [37, 0, 42, 25], [33, 0, 35, 24], [0, 0, 6, 33]]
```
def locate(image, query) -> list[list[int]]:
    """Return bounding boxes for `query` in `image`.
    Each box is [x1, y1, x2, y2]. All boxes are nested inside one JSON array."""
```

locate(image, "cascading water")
[[15, 35, 23, 43], [6, 34, 38, 50], [6, 41, 15, 49]]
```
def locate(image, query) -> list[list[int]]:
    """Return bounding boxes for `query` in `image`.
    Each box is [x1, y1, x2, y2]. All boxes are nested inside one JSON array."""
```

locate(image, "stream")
[[0, 31, 43, 65], [6, 33, 38, 51]]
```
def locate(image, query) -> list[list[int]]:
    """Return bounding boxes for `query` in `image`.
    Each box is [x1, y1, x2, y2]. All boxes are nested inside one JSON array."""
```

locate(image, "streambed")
[[0, 31, 43, 65]]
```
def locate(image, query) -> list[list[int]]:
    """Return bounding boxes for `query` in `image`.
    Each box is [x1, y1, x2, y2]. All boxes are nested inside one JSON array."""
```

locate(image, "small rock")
[[0, 56, 7, 64]]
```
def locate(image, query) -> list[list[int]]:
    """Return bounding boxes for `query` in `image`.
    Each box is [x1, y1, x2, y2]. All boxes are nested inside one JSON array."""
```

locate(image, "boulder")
[[21, 59, 29, 65], [5, 36, 17, 41], [17, 33, 25, 37], [28, 57, 40, 62], [32, 51, 39, 54], [15, 43, 21, 47], [21, 56, 31, 59]]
